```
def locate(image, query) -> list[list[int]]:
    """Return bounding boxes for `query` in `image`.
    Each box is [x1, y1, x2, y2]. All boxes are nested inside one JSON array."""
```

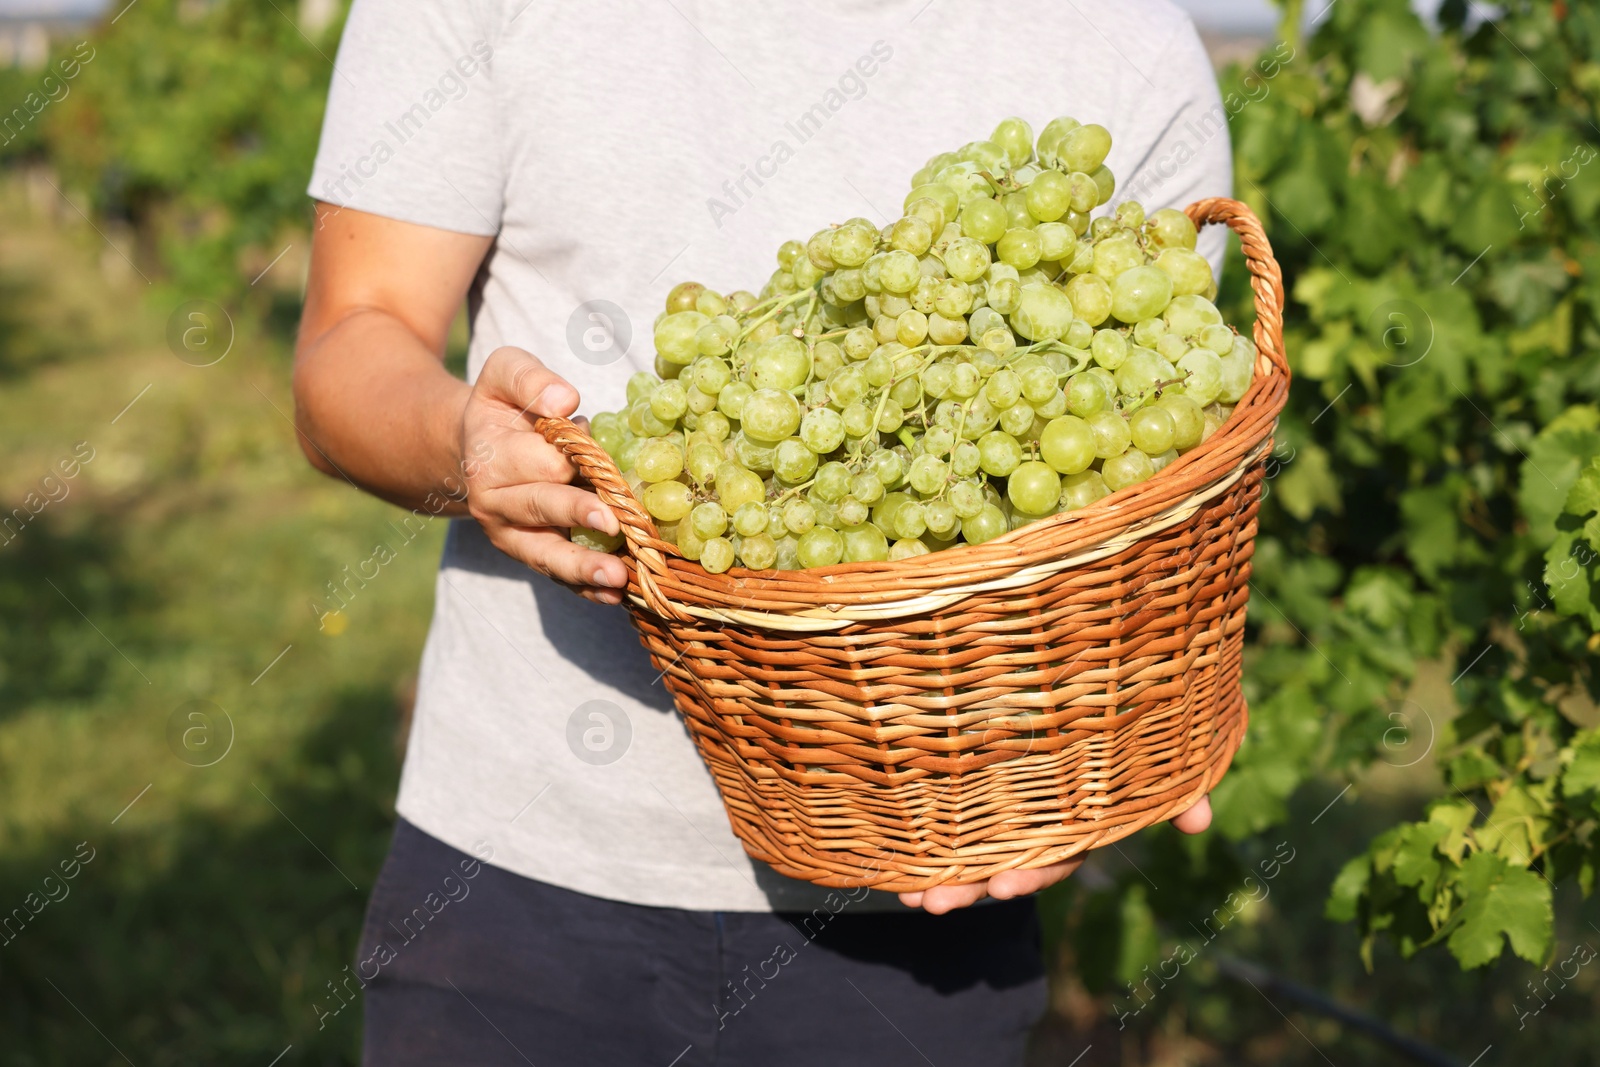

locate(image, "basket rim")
[[536, 197, 1288, 626]]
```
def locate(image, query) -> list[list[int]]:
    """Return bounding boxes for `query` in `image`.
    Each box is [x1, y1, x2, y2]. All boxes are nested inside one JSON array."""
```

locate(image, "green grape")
[[1199, 324, 1235, 355], [698, 410, 731, 441], [1060, 123, 1111, 172], [987, 278, 1023, 316], [841, 522, 890, 562], [1154, 248, 1214, 297], [951, 440, 981, 477], [1087, 410, 1132, 458], [1035, 221, 1077, 263], [700, 536, 735, 574], [1065, 274, 1113, 326], [666, 281, 706, 313], [977, 430, 1023, 476], [774, 437, 819, 483], [1040, 416, 1096, 474], [635, 439, 685, 483], [619, 437, 643, 472], [924, 499, 959, 536], [910, 275, 940, 314], [686, 442, 723, 483], [749, 335, 812, 391], [690, 501, 728, 540], [908, 454, 949, 494], [1091, 234, 1145, 280], [905, 196, 949, 233], [1114, 348, 1170, 402], [733, 432, 776, 472], [888, 537, 930, 561], [999, 400, 1036, 437], [1065, 373, 1107, 418], [991, 115, 1034, 167], [1090, 328, 1128, 369], [889, 215, 934, 256], [1001, 191, 1033, 230], [962, 504, 1008, 544], [997, 228, 1043, 270], [739, 532, 778, 570], [796, 525, 844, 568], [928, 312, 969, 345], [843, 326, 876, 361], [1019, 363, 1058, 404], [696, 318, 737, 356], [948, 479, 985, 518], [1155, 394, 1206, 450], [792, 256, 824, 288], [1065, 209, 1092, 238], [570, 525, 623, 553], [1156, 333, 1189, 363], [717, 463, 766, 511], [806, 229, 838, 270], [960, 198, 1008, 244], [1090, 164, 1116, 204], [944, 237, 991, 283], [741, 388, 803, 442], [934, 279, 974, 318], [1024, 170, 1071, 222], [799, 408, 845, 454], [782, 499, 817, 535], [869, 449, 906, 487], [1111, 265, 1174, 323], [958, 138, 1010, 171], [1218, 350, 1254, 405], [732, 500, 770, 537], [1149, 447, 1179, 473], [876, 399, 906, 433], [642, 480, 693, 522], [1011, 460, 1062, 511], [716, 380, 753, 420], [1011, 282, 1073, 341], [830, 223, 877, 268], [878, 249, 920, 293], [1065, 318, 1093, 349], [1060, 469, 1110, 512], [984, 368, 1022, 408], [814, 461, 852, 501], [1132, 317, 1166, 348], [841, 401, 874, 437], [864, 349, 895, 387], [892, 500, 927, 539], [1128, 405, 1177, 454], [1164, 295, 1223, 337], [1113, 201, 1145, 229], [655, 310, 709, 365], [831, 268, 866, 303], [828, 364, 869, 406], [776, 242, 803, 270], [896, 309, 929, 346], [837, 495, 870, 527], [1036, 388, 1068, 419], [1145, 208, 1198, 253], [1064, 171, 1099, 215], [1177, 349, 1224, 407], [850, 471, 886, 505], [650, 380, 689, 422], [1102, 448, 1155, 491]]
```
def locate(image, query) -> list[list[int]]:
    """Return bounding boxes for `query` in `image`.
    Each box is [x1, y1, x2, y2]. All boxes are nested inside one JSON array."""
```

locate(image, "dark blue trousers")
[[352, 819, 1047, 1066]]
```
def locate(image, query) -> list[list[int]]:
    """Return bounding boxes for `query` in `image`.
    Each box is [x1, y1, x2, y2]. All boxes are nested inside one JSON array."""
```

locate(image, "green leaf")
[[1445, 852, 1553, 968], [1520, 406, 1600, 547], [1563, 731, 1600, 798], [1274, 441, 1344, 520], [1480, 784, 1552, 866], [1326, 854, 1372, 923]]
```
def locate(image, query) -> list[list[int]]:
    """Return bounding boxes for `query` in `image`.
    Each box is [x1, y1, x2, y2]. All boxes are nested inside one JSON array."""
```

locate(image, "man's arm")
[[292, 203, 628, 603]]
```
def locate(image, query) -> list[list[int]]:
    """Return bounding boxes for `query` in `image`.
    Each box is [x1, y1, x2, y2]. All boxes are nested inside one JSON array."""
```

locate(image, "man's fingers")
[[903, 880, 990, 915], [481, 346, 581, 419], [1172, 795, 1213, 835], [481, 482, 619, 537], [486, 526, 628, 589], [988, 858, 1083, 900]]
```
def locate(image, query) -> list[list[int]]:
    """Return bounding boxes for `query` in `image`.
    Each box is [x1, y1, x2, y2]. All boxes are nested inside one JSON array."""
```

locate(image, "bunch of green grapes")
[[581, 116, 1258, 574]]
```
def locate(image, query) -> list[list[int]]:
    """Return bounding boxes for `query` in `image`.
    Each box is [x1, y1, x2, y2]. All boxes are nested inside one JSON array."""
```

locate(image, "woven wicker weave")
[[536, 199, 1288, 892]]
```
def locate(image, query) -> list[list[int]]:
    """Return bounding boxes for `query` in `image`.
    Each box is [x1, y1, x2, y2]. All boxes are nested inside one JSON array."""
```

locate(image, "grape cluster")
[[582, 116, 1257, 573]]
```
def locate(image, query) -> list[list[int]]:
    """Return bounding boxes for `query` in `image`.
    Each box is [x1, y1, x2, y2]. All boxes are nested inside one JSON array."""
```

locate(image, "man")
[[294, 1, 1231, 1063]]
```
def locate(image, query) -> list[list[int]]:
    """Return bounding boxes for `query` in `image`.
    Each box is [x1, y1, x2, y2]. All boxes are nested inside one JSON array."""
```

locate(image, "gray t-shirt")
[[309, 0, 1232, 911]]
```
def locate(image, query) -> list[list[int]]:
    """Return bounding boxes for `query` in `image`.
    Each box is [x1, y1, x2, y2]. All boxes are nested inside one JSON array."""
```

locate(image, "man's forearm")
[[293, 307, 473, 515]]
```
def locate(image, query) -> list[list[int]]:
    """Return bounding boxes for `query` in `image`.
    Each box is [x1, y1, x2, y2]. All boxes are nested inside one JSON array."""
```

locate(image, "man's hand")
[[460, 347, 626, 605], [897, 795, 1213, 914]]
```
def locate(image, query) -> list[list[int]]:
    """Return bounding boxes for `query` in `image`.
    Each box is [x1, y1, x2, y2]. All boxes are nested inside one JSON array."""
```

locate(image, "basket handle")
[[531, 414, 685, 619], [1184, 198, 1288, 380]]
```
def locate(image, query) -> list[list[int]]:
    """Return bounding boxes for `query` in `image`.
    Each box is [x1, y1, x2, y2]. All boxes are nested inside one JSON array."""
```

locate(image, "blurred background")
[[2, 0, 1598, 1064]]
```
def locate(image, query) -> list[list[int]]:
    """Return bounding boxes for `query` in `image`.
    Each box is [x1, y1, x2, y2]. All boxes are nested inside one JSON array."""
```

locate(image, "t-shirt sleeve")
[[1117, 17, 1234, 279], [306, 0, 505, 236]]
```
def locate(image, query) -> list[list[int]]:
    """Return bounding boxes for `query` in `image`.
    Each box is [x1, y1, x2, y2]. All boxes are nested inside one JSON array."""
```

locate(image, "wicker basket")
[[537, 199, 1287, 893]]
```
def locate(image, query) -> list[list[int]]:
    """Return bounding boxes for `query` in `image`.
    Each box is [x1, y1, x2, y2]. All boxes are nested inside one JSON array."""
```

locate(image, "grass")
[[1, 177, 1597, 1067]]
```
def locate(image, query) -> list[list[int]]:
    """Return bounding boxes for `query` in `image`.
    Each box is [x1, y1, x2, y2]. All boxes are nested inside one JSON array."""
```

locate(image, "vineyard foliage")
[[11, 0, 1600, 976]]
